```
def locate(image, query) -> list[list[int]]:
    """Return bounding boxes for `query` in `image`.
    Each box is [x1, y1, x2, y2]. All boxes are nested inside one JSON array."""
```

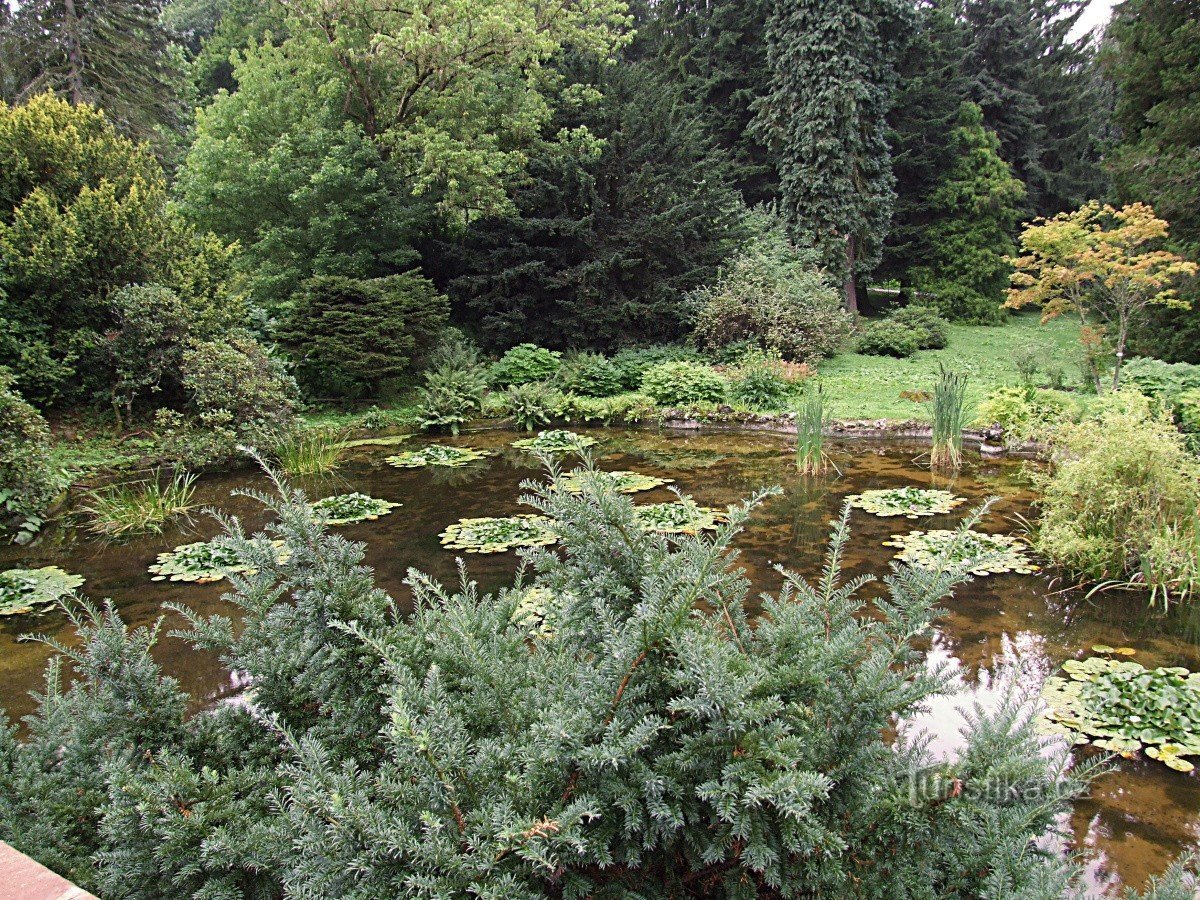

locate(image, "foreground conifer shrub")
[[5, 460, 1197, 897]]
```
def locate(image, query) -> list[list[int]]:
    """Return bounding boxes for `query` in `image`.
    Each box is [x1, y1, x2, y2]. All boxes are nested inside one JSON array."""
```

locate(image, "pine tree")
[[908, 102, 1026, 323], [631, 0, 777, 205], [3, 0, 183, 143], [754, 0, 911, 312], [430, 58, 745, 350]]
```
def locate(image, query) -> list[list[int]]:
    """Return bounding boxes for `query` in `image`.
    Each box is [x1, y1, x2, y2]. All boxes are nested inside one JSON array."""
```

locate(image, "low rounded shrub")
[[887, 305, 949, 350], [857, 320, 921, 358], [181, 333, 299, 443], [610, 346, 701, 392], [640, 361, 726, 406], [0, 372, 60, 541], [1176, 389, 1200, 447], [728, 352, 794, 411], [556, 352, 623, 398], [973, 386, 1072, 445], [488, 344, 561, 387]]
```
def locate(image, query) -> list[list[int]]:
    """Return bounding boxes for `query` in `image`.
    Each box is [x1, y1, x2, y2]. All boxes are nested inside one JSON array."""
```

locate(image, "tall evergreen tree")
[[631, 0, 777, 206], [429, 59, 745, 350], [1105, 0, 1200, 362], [2, 0, 183, 143], [754, 0, 911, 312]]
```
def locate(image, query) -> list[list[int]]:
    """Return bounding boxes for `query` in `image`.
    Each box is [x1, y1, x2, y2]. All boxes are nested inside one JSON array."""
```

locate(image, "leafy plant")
[[309, 493, 402, 526], [417, 346, 489, 435], [633, 499, 728, 535], [883, 529, 1040, 576], [558, 470, 673, 495], [556, 352, 623, 398], [728, 350, 794, 410], [0, 567, 85, 617], [1121, 357, 1200, 402], [438, 514, 559, 554], [148, 539, 289, 584], [1040, 649, 1200, 771], [610, 345, 702, 391], [554, 392, 657, 426], [504, 382, 559, 431], [973, 386, 1071, 446], [386, 445, 493, 469], [888, 305, 949, 349], [931, 365, 968, 470], [639, 361, 726, 406], [0, 372, 61, 543], [81, 471, 198, 538], [848, 487, 966, 519], [511, 430, 598, 454], [795, 384, 829, 476], [857, 319, 921, 358], [488, 344, 562, 387], [272, 429, 347, 477]]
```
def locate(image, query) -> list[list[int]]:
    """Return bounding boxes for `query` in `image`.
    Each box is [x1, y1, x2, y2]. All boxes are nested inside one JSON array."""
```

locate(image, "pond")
[[2, 427, 1198, 893]]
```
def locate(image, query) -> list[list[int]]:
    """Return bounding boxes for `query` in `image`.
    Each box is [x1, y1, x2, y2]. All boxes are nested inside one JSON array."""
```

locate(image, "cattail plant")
[[931, 365, 968, 470], [795, 383, 829, 476]]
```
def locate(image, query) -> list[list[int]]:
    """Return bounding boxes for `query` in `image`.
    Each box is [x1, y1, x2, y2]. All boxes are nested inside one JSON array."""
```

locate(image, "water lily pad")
[[148, 539, 289, 583], [633, 500, 729, 535], [343, 435, 413, 448], [386, 445, 493, 468], [1039, 654, 1200, 772], [847, 487, 967, 519], [309, 492, 402, 526], [558, 470, 674, 495], [0, 566, 85, 616], [511, 430, 598, 454], [882, 529, 1040, 576], [511, 585, 558, 639], [439, 515, 559, 554]]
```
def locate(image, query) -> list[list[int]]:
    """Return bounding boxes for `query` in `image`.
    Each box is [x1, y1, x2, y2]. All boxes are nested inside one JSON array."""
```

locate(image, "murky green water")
[[2, 427, 1198, 892]]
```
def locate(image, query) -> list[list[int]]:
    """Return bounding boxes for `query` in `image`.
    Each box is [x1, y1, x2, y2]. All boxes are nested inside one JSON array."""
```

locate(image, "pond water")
[[3, 427, 1199, 893]]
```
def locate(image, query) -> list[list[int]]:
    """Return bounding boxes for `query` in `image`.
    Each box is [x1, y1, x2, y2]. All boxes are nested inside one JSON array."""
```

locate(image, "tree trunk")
[[1112, 321, 1127, 391], [843, 235, 859, 315], [62, 0, 85, 104]]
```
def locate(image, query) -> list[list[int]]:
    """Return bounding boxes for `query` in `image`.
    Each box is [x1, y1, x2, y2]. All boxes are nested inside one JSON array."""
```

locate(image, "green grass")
[[814, 312, 1083, 421], [81, 470, 198, 538]]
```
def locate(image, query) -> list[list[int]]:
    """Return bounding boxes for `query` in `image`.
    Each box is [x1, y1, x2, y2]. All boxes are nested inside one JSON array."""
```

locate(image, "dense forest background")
[[0, 0, 1196, 411]]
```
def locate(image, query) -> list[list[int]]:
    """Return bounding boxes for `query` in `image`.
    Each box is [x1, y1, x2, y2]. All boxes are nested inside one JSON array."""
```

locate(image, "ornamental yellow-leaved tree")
[[1006, 202, 1197, 389]]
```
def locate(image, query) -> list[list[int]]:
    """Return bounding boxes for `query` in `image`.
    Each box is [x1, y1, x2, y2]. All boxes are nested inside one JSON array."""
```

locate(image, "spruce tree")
[[754, 0, 911, 312]]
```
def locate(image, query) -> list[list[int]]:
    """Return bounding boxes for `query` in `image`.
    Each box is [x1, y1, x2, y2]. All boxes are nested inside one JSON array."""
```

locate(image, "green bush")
[[691, 240, 854, 362], [610, 345, 702, 391], [487, 344, 562, 387], [416, 338, 489, 435], [973, 386, 1073, 445], [277, 273, 450, 399], [640, 361, 726, 406], [505, 382, 561, 431], [106, 284, 191, 426], [728, 351, 794, 411], [1121, 357, 1200, 401], [1177, 389, 1200, 449], [181, 333, 299, 452], [555, 392, 657, 426], [857, 320, 921, 358], [0, 372, 60, 542], [887, 305, 949, 350], [556, 352, 623, 398], [1034, 392, 1200, 604]]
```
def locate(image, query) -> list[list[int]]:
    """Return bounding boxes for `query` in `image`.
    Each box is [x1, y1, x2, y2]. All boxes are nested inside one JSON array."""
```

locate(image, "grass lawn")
[[815, 311, 1083, 421]]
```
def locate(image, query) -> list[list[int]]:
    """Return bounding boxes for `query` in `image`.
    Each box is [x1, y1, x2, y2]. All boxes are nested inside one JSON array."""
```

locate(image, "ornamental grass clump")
[[2, 457, 1164, 898], [931, 365, 968, 470], [81, 470, 198, 538], [795, 383, 829, 475], [272, 429, 347, 477]]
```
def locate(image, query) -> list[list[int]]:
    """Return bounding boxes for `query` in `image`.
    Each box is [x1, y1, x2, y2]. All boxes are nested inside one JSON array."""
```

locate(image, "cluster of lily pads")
[[633, 500, 729, 536], [387, 445, 493, 469], [558, 470, 673, 495], [0, 566, 85, 617], [148, 539, 290, 584], [309, 492, 402, 526], [511, 430, 597, 455], [882, 528, 1040, 576], [1040, 647, 1200, 772], [439, 515, 559, 554], [848, 487, 966, 519]]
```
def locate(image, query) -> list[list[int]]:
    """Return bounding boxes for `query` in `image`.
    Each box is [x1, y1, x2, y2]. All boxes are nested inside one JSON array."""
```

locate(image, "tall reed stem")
[[795, 384, 828, 476], [931, 365, 967, 470]]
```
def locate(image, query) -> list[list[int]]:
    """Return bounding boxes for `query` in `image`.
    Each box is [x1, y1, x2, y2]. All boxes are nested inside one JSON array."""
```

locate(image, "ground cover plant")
[[883, 528, 1040, 576], [438, 514, 559, 553], [848, 487, 966, 518], [0, 567, 84, 617], [1040, 648, 1200, 772], [386, 445, 493, 468], [308, 493, 402, 526]]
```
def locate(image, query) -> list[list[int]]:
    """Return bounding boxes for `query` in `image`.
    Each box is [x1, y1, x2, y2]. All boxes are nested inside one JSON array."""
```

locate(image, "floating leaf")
[[439, 515, 559, 554], [884, 529, 1039, 576], [343, 435, 413, 448], [847, 487, 967, 519], [309, 492, 402, 526], [558, 470, 673, 495], [148, 539, 289, 583], [511, 430, 598, 454], [0, 566, 85, 616], [386, 445, 493, 468], [633, 500, 729, 535]]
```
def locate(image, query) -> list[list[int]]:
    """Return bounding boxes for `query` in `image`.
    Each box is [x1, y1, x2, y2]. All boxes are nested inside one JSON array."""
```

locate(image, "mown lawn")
[[815, 311, 1083, 421]]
